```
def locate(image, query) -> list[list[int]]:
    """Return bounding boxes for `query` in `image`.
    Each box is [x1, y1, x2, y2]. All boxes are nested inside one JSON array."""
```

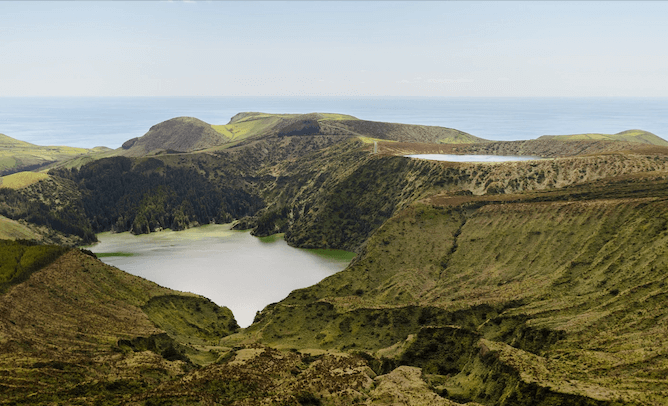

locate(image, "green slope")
[[120, 116, 231, 156], [0, 215, 39, 241], [0, 133, 33, 148], [0, 133, 107, 175], [0, 241, 239, 404], [0, 241, 477, 405], [540, 129, 668, 146], [237, 175, 668, 405], [114, 112, 486, 158], [6, 115, 668, 404], [0, 171, 50, 189], [211, 112, 359, 141]]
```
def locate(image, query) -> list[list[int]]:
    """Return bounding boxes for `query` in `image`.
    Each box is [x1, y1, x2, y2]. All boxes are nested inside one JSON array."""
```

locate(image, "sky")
[[1, 1, 667, 97]]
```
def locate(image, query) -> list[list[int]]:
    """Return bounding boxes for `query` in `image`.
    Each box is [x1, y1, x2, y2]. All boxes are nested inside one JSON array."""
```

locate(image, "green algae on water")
[[305, 248, 356, 262], [96, 252, 134, 258]]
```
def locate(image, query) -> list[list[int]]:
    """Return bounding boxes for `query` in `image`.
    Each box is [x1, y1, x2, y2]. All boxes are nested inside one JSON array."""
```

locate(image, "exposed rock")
[[121, 137, 138, 149]]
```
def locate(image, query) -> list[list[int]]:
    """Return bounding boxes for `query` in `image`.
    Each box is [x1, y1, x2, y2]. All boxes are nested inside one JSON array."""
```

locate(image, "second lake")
[[87, 224, 355, 327], [405, 154, 543, 162]]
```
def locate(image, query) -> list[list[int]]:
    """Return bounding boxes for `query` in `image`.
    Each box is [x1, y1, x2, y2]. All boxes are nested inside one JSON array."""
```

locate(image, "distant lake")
[[406, 154, 543, 162], [86, 224, 355, 327]]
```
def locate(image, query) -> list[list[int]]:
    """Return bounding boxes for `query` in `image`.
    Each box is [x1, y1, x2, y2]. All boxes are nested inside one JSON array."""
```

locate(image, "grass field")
[[543, 129, 668, 145], [0, 171, 49, 189], [0, 133, 103, 173], [0, 215, 38, 240], [95, 252, 134, 257]]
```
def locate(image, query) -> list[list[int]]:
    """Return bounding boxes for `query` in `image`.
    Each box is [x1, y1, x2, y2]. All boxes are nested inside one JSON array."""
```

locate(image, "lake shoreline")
[[85, 224, 355, 327], [405, 153, 544, 162]]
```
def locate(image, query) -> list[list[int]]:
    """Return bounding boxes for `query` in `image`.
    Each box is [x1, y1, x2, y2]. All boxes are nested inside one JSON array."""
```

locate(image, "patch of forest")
[[51, 156, 264, 235], [0, 178, 95, 243]]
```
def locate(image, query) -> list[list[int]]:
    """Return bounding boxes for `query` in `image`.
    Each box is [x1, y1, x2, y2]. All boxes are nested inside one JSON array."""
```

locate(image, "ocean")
[[0, 97, 666, 149]]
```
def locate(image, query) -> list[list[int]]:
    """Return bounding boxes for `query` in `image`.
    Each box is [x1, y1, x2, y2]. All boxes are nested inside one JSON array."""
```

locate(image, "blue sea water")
[[0, 97, 666, 149]]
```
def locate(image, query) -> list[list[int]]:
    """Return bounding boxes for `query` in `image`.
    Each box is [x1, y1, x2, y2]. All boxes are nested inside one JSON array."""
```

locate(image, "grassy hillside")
[[0, 175, 95, 245], [0, 133, 33, 148], [0, 171, 49, 189], [211, 111, 484, 145], [232, 172, 668, 405], [0, 133, 107, 175], [326, 119, 488, 144], [0, 241, 476, 405], [6, 113, 668, 404], [0, 240, 68, 293], [540, 129, 668, 146], [0, 215, 39, 240], [239, 137, 668, 252], [93, 112, 486, 161], [0, 241, 239, 404], [211, 112, 358, 141]]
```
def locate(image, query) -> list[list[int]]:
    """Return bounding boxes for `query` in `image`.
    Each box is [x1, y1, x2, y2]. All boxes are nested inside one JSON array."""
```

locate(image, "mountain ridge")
[[234, 177, 668, 404], [11, 112, 666, 174], [118, 112, 487, 158]]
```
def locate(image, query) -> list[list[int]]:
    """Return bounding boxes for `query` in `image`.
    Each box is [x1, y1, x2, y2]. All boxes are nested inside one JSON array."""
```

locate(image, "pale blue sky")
[[1, 1, 667, 97]]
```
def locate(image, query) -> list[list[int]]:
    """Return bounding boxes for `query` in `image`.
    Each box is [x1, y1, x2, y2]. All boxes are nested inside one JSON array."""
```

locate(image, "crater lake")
[[86, 224, 355, 327]]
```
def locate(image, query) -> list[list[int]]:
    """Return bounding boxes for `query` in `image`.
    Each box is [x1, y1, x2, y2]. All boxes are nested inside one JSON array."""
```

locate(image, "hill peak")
[[120, 116, 229, 156], [0, 133, 35, 148]]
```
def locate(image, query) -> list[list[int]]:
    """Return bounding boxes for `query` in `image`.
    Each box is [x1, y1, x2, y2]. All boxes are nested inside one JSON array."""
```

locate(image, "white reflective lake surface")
[[406, 154, 543, 162], [87, 225, 355, 327]]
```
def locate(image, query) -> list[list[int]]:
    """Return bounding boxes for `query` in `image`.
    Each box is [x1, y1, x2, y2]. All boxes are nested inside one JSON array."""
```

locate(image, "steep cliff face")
[[0, 175, 95, 244]]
